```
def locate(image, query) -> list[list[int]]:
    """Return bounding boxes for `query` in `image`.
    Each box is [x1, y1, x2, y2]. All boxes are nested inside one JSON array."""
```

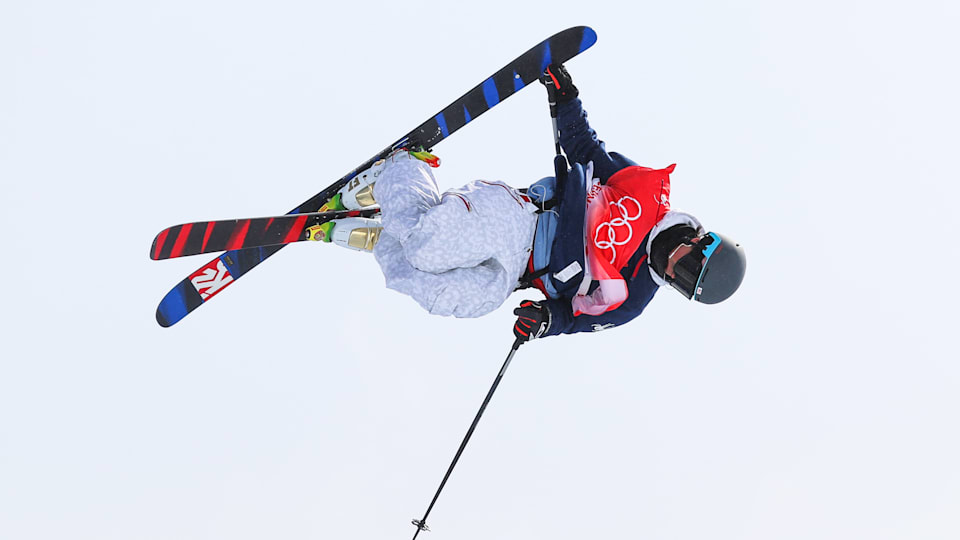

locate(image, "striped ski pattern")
[[150, 208, 378, 260]]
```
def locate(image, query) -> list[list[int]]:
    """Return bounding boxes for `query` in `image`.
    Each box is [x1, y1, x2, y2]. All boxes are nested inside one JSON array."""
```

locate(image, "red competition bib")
[[573, 164, 674, 316]]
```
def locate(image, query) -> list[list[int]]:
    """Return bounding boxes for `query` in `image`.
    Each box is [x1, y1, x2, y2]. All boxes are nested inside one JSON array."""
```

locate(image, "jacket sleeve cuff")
[[542, 298, 572, 337]]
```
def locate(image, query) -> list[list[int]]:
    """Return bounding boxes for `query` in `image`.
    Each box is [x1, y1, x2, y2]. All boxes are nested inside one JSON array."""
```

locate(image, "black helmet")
[[667, 232, 746, 304]]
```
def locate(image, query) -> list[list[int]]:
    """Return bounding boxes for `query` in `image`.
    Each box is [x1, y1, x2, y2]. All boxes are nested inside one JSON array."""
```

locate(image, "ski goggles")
[[667, 232, 722, 300]]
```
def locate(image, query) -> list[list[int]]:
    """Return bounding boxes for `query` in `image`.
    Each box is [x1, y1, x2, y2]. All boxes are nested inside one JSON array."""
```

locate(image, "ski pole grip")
[[553, 154, 568, 178], [553, 154, 568, 202], [546, 84, 559, 119]]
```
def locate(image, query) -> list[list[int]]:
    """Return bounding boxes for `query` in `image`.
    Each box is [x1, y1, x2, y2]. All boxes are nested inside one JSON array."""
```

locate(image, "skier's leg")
[[332, 149, 439, 211], [373, 154, 443, 240], [373, 177, 538, 317], [324, 155, 537, 316], [374, 232, 509, 318], [374, 157, 485, 272], [377, 166, 535, 274], [313, 151, 437, 251]]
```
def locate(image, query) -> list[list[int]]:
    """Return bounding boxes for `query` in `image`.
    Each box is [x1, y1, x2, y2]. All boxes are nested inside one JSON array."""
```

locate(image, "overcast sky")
[[2, 1, 959, 539]]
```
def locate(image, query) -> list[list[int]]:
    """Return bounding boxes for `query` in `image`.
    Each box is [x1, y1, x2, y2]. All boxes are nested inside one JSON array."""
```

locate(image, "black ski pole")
[[410, 338, 524, 539]]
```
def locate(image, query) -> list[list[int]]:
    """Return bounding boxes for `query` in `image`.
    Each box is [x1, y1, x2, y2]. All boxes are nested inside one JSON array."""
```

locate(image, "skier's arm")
[[543, 296, 652, 336], [541, 64, 636, 181], [570, 278, 628, 316], [556, 99, 637, 182], [537, 278, 658, 337], [512, 283, 627, 341]]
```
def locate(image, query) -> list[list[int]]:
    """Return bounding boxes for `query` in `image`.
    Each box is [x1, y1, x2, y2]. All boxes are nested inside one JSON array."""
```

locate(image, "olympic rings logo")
[[594, 196, 642, 262]]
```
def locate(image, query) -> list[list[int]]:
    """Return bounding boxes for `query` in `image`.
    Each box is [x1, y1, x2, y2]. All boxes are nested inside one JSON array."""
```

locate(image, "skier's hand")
[[540, 64, 579, 103], [513, 300, 551, 342]]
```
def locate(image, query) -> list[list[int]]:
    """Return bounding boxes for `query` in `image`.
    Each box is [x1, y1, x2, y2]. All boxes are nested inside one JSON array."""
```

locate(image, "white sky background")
[[1, 1, 958, 539]]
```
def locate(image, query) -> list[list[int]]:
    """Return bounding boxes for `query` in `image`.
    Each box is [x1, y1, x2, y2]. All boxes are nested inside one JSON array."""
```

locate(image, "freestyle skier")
[[150, 43, 745, 536], [318, 64, 746, 341]]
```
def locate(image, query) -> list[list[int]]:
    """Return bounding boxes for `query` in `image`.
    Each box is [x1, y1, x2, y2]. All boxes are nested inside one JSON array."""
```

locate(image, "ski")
[[154, 26, 598, 327], [150, 207, 380, 260]]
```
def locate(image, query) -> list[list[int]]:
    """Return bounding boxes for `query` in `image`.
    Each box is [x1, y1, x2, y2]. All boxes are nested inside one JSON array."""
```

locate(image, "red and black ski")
[[150, 207, 379, 260]]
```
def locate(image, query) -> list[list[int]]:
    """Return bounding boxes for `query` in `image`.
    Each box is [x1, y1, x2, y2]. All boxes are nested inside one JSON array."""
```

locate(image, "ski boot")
[[318, 148, 440, 212], [305, 217, 382, 252]]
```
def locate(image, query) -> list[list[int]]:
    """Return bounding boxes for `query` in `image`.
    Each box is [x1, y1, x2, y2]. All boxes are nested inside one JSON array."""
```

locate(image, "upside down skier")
[[318, 64, 746, 341]]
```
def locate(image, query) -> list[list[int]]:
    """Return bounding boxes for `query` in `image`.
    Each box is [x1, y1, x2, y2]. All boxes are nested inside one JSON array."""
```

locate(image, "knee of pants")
[[399, 202, 480, 274], [428, 285, 499, 318]]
